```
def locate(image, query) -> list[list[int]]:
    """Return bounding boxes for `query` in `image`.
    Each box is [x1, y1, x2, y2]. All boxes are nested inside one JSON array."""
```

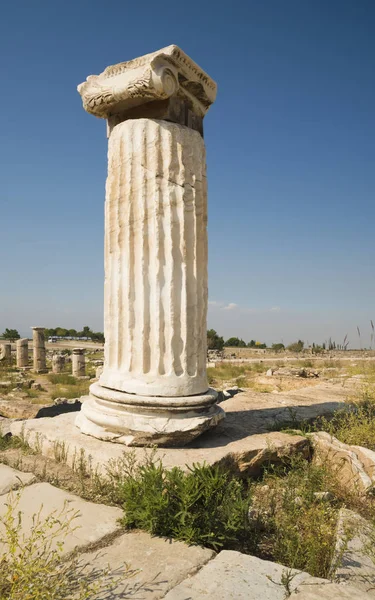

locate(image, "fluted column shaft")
[[99, 118, 208, 398]]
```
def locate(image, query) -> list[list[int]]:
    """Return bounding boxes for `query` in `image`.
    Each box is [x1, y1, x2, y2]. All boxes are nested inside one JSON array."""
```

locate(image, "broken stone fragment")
[[311, 432, 375, 495]]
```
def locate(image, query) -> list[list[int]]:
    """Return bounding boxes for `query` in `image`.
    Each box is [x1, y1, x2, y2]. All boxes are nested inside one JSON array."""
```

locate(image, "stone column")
[[32, 327, 47, 373], [0, 344, 11, 363], [16, 338, 29, 368], [72, 348, 86, 378], [75, 45, 224, 446], [52, 353, 65, 374]]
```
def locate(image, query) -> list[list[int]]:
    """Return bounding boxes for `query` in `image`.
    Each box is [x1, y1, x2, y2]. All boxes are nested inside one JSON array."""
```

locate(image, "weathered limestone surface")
[[10, 402, 309, 476], [291, 583, 368, 599], [72, 348, 85, 377], [0, 483, 122, 555], [78, 44, 216, 120], [99, 119, 209, 398], [7, 382, 346, 466], [0, 344, 11, 362], [32, 327, 47, 373], [163, 550, 326, 600], [80, 531, 214, 599], [0, 464, 36, 495], [352, 445, 375, 481], [311, 432, 375, 494], [333, 508, 375, 597], [16, 338, 29, 368], [76, 46, 223, 446], [52, 353, 65, 374]]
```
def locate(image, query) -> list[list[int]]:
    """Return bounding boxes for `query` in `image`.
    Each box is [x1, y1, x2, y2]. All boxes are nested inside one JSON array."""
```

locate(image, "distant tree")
[[254, 341, 267, 349], [287, 340, 304, 353], [207, 329, 224, 351], [248, 340, 256, 348], [224, 337, 247, 348], [78, 325, 93, 338], [68, 329, 78, 337], [1, 328, 20, 342], [271, 343, 285, 353], [44, 328, 56, 338], [55, 327, 68, 337], [91, 331, 105, 343]]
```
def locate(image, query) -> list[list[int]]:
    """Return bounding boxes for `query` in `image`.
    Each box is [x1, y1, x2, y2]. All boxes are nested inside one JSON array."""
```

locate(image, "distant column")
[[52, 353, 65, 374], [0, 344, 11, 362], [72, 348, 85, 377], [32, 327, 47, 373], [16, 338, 29, 368]]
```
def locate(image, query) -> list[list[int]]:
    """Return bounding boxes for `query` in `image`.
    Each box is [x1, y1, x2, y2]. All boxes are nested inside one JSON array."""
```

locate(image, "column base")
[[75, 382, 225, 447]]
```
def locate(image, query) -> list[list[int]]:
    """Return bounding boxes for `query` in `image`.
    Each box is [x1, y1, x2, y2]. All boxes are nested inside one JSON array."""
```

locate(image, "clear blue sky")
[[1, 0, 374, 347]]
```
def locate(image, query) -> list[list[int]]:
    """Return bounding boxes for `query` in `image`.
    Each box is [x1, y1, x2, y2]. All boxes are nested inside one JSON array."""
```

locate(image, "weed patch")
[[251, 456, 344, 577], [0, 492, 133, 599], [48, 374, 77, 386], [314, 403, 375, 451]]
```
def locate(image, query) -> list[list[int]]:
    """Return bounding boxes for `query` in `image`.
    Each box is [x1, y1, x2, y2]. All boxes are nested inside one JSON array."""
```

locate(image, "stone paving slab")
[[0, 464, 36, 495], [80, 530, 214, 599], [163, 550, 326, 600], [291, 582, 368, 599], [334, 508, 375, 597], [10, 386, 336, 474], [9, 392, 312, 475], [0, 482, 122, 555], [7, 382, 348, 475]]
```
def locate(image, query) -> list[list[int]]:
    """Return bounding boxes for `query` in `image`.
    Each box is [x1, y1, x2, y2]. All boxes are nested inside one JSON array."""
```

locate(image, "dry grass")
[[207, 362, 269, 388], [0, 491, 133, 599]]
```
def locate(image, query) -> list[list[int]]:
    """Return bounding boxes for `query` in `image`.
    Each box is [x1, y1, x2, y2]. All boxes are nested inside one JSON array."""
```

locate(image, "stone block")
[[0, 483, 122, 555], [10, 411, 309, 476], [291, 582, 368, 599], [333, 508, 375, 597], [311, 432, 373, 493], [80, 531, 214, 599], [163, 550, 325, 600], [0, 464, 36, 495]]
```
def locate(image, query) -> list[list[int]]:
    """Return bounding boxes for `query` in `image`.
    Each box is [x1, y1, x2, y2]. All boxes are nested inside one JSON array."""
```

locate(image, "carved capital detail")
[[77, 45, 217, 119]]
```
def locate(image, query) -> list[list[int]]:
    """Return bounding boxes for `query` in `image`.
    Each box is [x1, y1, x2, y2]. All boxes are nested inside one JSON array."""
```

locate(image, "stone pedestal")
[[32, 327, 47, 373], [75, 45, 224, 446], [0, 344, 11, 363], [72, 348, 86, 378], [52, 353, 65, 374], [16, 339, 29, 368]]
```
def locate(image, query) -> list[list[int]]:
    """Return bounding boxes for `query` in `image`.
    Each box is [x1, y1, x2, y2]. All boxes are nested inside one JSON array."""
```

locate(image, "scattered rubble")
[[270, 367, 320, 378]]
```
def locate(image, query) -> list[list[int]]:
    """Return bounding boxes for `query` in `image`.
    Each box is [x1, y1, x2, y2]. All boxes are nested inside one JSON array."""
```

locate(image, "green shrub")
[[117, 453, 356, 577], [120, 460, 251, 551], [271, 343, 285, 353], [287, 340, 304, 353]]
